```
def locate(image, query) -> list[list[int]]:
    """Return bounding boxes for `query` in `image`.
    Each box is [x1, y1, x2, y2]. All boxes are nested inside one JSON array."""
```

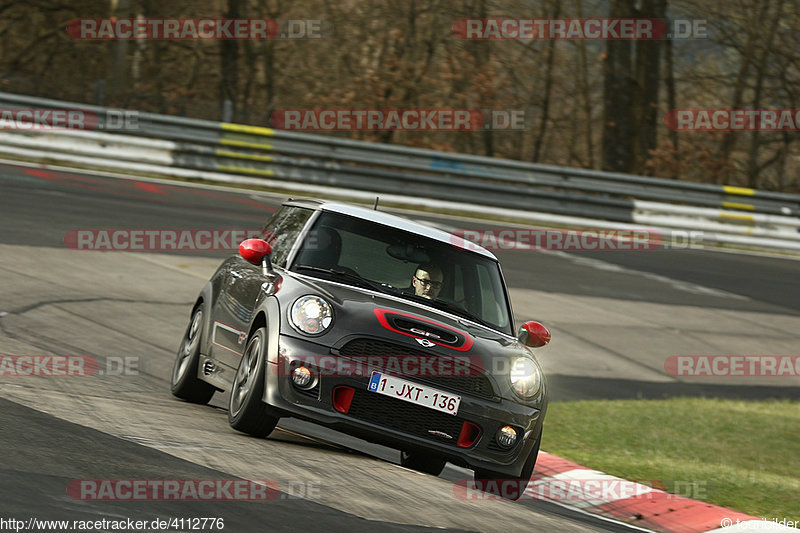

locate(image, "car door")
[[210, 206, 315, 369]]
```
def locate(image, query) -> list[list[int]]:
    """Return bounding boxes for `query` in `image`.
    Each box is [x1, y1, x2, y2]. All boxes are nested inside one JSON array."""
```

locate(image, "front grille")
[[347, 389, 466, 445], [339, 338, 496, 400]]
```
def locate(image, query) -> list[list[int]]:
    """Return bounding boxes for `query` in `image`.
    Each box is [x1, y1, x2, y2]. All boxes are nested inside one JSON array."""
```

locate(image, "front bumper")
[[263, 334, 545, 476]]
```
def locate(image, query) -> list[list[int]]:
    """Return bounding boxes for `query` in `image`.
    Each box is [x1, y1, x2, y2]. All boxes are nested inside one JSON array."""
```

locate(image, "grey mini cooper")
[[170, 198, 551, 495]]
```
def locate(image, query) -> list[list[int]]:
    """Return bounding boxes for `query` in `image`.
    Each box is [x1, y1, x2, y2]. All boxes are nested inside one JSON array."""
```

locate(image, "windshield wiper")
[[403, 293, 497, 330], [435, 300, 497, 329], [292, 265, 397, 295]]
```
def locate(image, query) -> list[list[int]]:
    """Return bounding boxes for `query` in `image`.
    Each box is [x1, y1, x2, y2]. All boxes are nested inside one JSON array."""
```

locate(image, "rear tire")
[[400, 451, 446, 476], [473, 431, 541, 500], [171, 305, 216, 404], [228, 327, 279, 438]]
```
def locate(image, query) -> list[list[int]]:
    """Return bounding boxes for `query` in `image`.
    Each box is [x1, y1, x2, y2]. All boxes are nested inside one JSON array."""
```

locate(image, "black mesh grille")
[[339, 338, 495, 400], [347, 389, 465, 444]]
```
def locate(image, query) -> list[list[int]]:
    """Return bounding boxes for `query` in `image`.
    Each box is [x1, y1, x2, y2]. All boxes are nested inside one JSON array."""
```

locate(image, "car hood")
[[276, 271, 538, 378]]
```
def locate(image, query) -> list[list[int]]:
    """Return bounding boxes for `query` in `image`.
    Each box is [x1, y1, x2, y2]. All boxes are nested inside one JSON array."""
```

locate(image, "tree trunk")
[[745, 0, 782, 188], [631, 0, 665, 174], [109, 0, 131, 103], [716, 0, 771, 183], [574, 0, 595, 168], [602, 0, 635, 172], [664, 32, 678, 174], [220, 0, 241, 122]]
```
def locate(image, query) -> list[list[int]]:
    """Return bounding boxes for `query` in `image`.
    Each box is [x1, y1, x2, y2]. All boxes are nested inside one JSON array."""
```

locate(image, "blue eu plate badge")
[[368, 371, 382, 391]]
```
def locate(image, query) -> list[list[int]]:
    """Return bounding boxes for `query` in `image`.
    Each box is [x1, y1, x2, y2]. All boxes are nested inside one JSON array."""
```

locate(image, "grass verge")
[[543, 397, 800, 519]]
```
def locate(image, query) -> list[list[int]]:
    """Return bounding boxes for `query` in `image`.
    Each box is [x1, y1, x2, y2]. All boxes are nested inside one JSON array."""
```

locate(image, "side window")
[[261, 207, 314, 268], [476, 263, 505, 327]]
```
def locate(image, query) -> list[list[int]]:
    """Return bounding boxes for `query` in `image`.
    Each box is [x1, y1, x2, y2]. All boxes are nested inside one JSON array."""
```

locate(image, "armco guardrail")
[[1, 91, 799, 251]]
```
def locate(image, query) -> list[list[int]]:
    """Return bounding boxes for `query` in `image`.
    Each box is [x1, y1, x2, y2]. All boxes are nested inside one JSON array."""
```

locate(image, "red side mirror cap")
[[238, 239, 272, 266], [518, 321, 551, 348]]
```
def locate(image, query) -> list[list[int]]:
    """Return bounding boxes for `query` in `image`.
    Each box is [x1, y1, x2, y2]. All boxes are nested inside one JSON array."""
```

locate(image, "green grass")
[[543, 398, 800, 519]]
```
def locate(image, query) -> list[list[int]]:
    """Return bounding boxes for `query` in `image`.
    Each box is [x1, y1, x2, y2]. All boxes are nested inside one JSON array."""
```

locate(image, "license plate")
[[367, 371, 461, 415]]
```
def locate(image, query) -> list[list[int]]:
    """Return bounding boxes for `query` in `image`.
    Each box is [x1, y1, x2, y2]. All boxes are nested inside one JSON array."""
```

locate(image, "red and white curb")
[[527, 451, 799, 533]]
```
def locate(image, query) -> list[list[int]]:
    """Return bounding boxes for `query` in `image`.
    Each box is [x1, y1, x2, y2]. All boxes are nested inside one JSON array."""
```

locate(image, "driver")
[[411, 263, 443, 299]]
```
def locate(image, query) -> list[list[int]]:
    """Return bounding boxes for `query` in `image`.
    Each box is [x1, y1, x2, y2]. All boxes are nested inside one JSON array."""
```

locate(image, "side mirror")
[[518, 321, 551, 348], [239, 239, 272, 265], [239, 239, 277, 278]]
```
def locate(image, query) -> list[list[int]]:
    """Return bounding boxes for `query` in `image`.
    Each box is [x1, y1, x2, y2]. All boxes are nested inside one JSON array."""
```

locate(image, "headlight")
[[290, 295, 333, 335], [509, 357, 542, 399]]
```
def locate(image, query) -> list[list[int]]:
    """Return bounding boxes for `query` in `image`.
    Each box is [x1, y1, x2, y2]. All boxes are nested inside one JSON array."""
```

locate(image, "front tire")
[[473, 431, 542, 500], [228, 327, 280, 438], [171, 305, 216, 404], [401, 451, 446, 476]]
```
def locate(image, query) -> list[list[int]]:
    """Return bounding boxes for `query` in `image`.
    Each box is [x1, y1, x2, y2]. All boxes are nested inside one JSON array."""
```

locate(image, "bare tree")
[[0, 0, 796, 191], [602, 0, 635, 172]]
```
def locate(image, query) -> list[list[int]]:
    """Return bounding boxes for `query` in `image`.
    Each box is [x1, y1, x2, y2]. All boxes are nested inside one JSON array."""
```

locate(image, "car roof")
[[283, 198, 497, 260]]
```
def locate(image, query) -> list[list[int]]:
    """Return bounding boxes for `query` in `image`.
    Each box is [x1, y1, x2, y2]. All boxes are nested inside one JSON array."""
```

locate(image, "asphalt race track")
[[1, 162, 798, 531]]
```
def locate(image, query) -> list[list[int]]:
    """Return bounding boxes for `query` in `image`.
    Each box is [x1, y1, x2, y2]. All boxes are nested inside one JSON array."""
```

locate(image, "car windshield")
[[289, 210, 513, 335]]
